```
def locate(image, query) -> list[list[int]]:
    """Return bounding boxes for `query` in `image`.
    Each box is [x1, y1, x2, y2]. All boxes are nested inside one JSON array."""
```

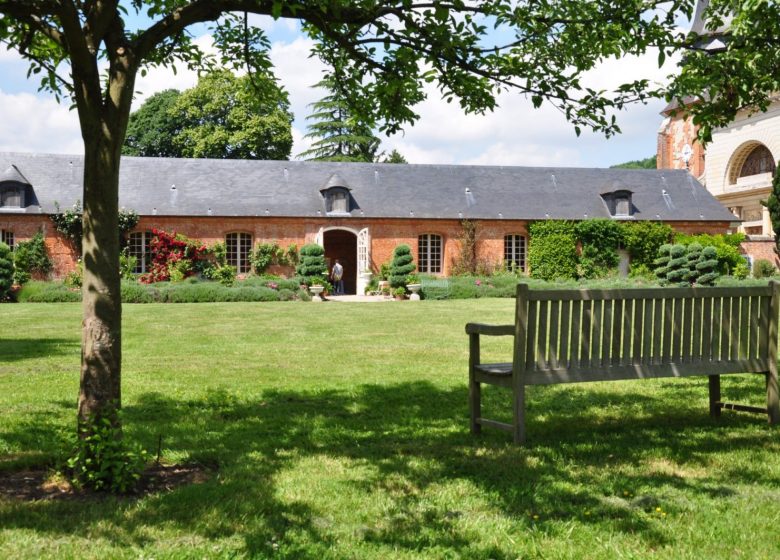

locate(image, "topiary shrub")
[[685, 243, 703, 284], [696, 247, 719, 286], [666, 244, 689, 286], [753, 258, 777, 279], [389, 244, 415, 288], [653, 244, 672, 285], [295, 243, 327, 285], [0, 242, 13, 300]]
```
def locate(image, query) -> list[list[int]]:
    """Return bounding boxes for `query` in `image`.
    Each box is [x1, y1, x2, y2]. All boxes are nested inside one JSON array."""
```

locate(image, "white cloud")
[[0, 89, 82, 154]]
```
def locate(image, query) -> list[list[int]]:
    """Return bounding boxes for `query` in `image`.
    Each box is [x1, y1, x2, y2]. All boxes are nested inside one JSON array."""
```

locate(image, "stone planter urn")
[[358, 271, 373, 295], [310, 285, 325, 302], [406, 283, 422, 301]]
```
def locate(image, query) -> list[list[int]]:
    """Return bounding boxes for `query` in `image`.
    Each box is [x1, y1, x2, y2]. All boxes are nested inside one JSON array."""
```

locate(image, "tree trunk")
[[77, 138, 123, 428], [73, 45, 136, 430]]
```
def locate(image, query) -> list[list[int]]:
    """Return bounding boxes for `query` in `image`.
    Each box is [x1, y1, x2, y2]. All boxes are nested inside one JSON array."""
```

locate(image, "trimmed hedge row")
[[17, 279, 309, 303]]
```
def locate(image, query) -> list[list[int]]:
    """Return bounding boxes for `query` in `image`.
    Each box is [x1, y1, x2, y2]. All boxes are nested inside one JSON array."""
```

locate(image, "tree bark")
[[77, 139, 123, 427]]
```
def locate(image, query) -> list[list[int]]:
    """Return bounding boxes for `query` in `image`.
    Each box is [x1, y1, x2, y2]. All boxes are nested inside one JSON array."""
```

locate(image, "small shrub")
[[733, 261, 750, 280], [64, 259, 83, 288], [675, 232, 746, 275], [119, 250, 136, 280], [211, 264, 237, 286], [0, 242, 13, 300], [141, 229, 208, 283], [67, 416, 147, 493], [753, 258, 777, 279], [13, 231, 52, 283], [389, 244, 415, 288]]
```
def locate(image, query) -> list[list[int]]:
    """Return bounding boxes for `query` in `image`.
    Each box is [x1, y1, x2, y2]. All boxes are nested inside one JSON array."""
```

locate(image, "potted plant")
[[393, 286, 407, 300], [296, 244, 327, 301], [390, 244, 416, 291]]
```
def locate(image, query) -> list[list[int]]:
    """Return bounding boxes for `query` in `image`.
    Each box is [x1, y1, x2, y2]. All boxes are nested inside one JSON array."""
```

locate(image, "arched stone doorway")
[[323, 229, 357, 294]]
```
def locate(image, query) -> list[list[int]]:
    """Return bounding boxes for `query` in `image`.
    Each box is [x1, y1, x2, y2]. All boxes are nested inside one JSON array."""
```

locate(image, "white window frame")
[[0, 229, 14, 250], [226, 232, 253, 273], [418, 233, 442, 274], [504, 234, 526, 271], [0, 186, 23, 208], [128, 231, 152, 273]]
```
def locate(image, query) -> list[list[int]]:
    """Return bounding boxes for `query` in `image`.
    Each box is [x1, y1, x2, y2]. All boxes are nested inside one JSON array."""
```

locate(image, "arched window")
[[418, 234, 442, 274], [226, 232, 253, 273], [504, 234, 526, 271], [128, 231, 152, 273], [739, 145, 776, 178]]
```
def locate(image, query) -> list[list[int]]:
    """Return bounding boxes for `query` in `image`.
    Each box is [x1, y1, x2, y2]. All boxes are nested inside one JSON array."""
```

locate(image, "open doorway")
[[323, 229, 357, 295]]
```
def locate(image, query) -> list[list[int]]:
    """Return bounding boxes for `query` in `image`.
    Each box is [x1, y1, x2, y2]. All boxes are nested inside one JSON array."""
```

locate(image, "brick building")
[[1, 152, 735, 294]]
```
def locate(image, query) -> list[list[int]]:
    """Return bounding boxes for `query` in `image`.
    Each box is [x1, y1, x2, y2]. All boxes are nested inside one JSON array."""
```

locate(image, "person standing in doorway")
[[331, 259, 344, 295]]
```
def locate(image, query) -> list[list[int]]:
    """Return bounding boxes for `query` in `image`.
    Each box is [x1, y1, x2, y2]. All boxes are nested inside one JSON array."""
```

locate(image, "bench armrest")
[[465, 323, 514, 336]]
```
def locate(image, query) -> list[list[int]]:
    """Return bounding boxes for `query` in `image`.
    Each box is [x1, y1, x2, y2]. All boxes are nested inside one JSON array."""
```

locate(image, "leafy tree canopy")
[[124, 70, 293, 159]]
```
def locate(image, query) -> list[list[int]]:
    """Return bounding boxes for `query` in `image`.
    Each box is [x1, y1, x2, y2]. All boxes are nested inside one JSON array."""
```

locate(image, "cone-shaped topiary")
[[666, 244, 689, 286], [685, 243, 703, 284], [696, 246, 720, 286], [0, 242, 13, 300], [654, 244, 672, 285], [295, 243, 327, 284], [389, 244, 415, 288]]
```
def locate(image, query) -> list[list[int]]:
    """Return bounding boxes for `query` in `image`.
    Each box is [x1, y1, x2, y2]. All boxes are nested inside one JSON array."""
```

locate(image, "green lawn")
[[1, 300, 780, 559]]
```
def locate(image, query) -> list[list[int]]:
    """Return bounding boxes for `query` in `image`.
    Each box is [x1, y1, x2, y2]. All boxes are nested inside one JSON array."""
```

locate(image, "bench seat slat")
[[525, 360, 771, 385], [529, 286, 772, 301]]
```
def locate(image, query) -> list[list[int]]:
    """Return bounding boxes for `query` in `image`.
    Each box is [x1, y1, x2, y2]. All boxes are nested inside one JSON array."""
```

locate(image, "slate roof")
[[0, 152, 736, 223]]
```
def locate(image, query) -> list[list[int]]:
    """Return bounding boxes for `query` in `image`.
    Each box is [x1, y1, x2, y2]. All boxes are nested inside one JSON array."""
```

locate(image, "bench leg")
[[767, 370, 780, 425], [512, 384, 526, 445], [469, 372, 481, 435], [708, 375, 721, 418]]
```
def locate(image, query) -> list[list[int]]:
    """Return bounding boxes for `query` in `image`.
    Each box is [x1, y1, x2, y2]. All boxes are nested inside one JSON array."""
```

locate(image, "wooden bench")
[[466, 282, 780, 444]]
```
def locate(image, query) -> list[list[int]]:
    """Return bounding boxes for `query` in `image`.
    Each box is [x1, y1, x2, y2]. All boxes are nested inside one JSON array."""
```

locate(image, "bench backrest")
[[513, 282, 780, 386]]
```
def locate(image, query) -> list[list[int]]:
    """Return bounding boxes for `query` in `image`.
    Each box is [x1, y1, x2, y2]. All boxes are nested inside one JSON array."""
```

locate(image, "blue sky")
[[0, 11, 679, 168]]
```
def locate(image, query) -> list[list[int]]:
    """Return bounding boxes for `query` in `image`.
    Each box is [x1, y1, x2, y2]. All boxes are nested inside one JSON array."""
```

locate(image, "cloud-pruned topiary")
[[295, 243, 327, 284], [389, 244, 415, 288], [696, 246, 719, 286], [653, 244, 672, 285], [684, 243, 703, 284]]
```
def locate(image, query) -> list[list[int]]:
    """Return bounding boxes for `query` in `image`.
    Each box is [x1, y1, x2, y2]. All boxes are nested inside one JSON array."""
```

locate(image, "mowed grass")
[[2, 300, 780, 559]]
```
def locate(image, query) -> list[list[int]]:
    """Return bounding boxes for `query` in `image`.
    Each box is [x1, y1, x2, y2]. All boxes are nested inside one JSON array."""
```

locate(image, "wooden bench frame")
[[467, 282, 780, 444]]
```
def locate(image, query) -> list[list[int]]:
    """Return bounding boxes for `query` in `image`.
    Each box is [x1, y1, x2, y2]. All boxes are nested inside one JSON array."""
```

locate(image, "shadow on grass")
[[0, 379, 777, 557], [0, 338, 78, 363]]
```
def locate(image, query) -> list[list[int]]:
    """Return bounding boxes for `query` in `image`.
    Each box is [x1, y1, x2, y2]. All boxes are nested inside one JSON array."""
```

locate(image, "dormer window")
[[601, 188, 634, 218], [320, 173, 353, 216], [328, 189, 349, 213], [1, 186, 23, 208], [0, 164, 32, 210]]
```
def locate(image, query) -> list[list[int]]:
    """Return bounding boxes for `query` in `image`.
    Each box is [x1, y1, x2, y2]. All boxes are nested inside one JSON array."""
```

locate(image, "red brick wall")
[[742, 239, 780, 268], [0, 215, 78, 277], [0, 214, 731, 278]]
